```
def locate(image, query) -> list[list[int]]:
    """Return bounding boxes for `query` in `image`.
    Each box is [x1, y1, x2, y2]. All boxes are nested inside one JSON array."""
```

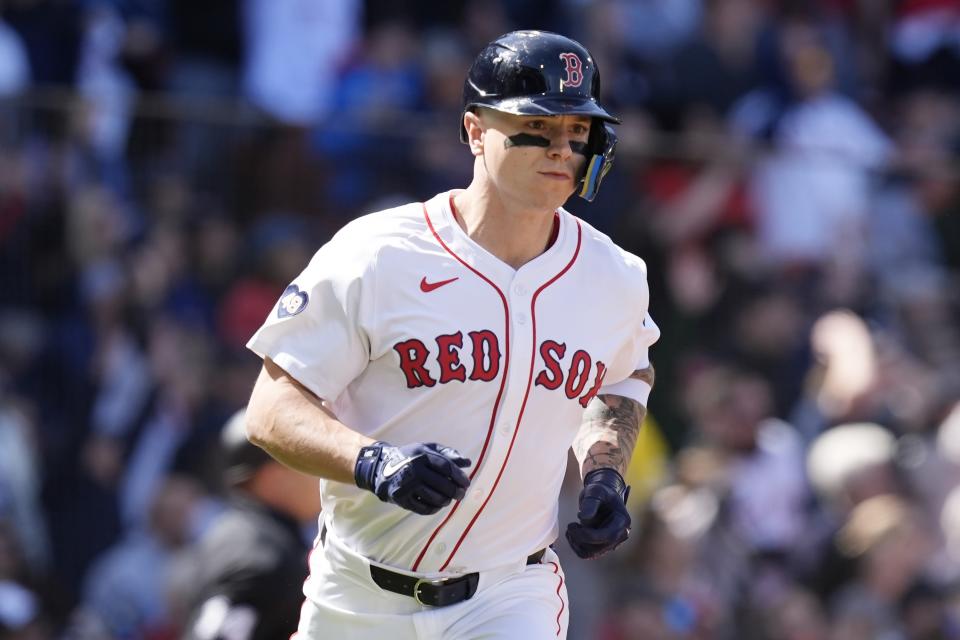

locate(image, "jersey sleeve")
[[246, 226, 378, 402], [596, 247, 661, 406], [598, 311, 660, 406]]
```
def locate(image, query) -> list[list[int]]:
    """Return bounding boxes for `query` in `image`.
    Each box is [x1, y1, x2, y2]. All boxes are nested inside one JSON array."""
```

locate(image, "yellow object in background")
[[624, 413, 670, 511]]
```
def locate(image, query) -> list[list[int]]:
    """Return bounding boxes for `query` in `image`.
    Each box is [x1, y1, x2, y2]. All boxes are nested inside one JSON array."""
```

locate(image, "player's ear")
[[463, 110, 484, 156]]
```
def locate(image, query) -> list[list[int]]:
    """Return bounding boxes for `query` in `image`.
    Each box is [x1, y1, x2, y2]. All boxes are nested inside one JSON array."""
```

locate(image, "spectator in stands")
[[732, 13, 891, 293]]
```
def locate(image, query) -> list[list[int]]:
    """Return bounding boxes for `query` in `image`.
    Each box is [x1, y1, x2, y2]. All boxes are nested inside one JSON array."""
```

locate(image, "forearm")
[[572, 366, 653, 478], [573, 394, 646, 478], [245, 358, 374, 484]]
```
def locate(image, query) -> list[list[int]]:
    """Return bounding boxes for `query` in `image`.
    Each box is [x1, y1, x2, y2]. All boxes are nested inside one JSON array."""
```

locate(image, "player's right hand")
[[354, 442, 472, 515]]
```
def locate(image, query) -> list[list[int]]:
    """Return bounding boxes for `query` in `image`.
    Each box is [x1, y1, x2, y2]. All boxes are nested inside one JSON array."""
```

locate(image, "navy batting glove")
[[355, 442, 472, 515], [565, 468, 631, 559]]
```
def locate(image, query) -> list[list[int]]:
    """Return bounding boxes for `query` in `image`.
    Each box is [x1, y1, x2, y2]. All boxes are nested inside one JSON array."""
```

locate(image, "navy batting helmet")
[[461, 30, 619, 202]]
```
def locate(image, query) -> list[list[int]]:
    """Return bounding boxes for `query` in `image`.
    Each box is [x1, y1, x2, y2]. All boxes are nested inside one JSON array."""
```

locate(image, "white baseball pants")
[[293, 527, 570, 639]]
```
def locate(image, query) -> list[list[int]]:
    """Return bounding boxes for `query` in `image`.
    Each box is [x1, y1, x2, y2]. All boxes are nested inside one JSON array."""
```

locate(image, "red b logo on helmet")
[[559, 53, 583, 89]]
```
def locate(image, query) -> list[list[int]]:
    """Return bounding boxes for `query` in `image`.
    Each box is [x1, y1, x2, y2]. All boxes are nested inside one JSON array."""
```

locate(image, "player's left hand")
[[565, 468, 631, 559]]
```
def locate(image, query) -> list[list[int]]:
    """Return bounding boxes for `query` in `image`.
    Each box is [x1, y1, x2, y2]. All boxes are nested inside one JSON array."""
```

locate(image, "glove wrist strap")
[[583, 467, 628, 500], [355, 442, 386, 491]]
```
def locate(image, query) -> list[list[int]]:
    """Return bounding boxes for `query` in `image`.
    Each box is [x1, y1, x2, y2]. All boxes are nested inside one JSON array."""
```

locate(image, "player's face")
[[477, 111, 591, 211]]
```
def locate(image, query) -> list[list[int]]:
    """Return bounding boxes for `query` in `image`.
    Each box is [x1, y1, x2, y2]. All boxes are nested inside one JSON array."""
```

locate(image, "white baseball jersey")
[[247, 190, 659, 579]]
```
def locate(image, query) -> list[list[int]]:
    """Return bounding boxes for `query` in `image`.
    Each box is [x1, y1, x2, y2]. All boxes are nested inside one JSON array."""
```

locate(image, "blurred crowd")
[[0, 0, 959, 638]]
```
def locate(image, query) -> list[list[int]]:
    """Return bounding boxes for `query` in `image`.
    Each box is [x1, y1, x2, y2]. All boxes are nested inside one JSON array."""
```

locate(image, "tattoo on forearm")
[[574, 393, 646, 476], [630, 365, 655, 387]]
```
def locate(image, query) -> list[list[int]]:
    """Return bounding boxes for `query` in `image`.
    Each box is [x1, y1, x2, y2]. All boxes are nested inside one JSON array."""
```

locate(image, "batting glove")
[[565, 468, 631, 559], [355, 442, 471, 515]]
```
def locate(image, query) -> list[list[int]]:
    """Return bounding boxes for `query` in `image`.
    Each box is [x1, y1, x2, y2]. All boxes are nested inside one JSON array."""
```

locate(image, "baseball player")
[[244, 30, 660, 639]]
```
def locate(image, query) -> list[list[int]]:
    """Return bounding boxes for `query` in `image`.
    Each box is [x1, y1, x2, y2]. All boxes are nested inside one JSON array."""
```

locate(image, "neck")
[[453, 182, 559, 270]]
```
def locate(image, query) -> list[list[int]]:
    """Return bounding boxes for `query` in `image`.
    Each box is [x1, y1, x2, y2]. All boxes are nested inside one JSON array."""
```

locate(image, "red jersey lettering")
[[394, 339, 436, 388], [468, 330, 501, 382], [564, 349, 592, 399], [534, 340, 567, 390], [436, 332, 467, 383], [579, 360, 607, 407]]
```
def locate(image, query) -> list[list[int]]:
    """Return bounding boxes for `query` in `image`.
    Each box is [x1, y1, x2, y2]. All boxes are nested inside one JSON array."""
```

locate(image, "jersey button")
[[514, 284, 528, 296], [435, 543, 447, 555], [516, 313, 527, 325]]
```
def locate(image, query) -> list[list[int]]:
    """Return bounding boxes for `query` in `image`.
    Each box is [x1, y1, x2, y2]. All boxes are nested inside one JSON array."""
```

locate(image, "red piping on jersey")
[[412, 201, 512, 572], [547, 212, 560, 249], [550, 561, 566, 636], [438, 217, 583, 571]]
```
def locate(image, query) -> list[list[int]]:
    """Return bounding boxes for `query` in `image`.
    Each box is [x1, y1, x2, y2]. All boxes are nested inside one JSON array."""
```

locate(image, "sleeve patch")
[[277, 284, 309, 318]]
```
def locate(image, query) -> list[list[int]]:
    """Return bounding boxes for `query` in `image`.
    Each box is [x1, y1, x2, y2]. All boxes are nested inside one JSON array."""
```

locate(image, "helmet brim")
[[471, 96, 621, 124]]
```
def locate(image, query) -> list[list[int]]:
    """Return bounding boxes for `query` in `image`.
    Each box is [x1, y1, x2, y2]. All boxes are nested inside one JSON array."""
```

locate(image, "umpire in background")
[[180, 409, 321, 640]]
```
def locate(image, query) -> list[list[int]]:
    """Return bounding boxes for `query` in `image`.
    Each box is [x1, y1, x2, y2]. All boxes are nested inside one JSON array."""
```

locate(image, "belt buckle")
[[412, 576, 454, 606]]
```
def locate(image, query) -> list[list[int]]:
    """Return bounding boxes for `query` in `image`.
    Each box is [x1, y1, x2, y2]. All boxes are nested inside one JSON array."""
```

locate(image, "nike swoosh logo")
[[382, 454, 423, 478], [420, 276, 459, 293]]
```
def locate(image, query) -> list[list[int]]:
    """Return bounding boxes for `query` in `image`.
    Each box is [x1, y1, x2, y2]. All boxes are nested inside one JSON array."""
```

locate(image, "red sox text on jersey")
[[393, 332, 607, 408]]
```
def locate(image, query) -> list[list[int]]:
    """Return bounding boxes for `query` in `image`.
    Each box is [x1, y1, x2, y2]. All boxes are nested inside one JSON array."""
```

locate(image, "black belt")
[[369, 548, 547, 607]]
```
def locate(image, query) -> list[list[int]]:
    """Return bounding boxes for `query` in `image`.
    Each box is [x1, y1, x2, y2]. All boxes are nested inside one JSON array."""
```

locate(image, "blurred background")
[[0, 0, 959, 638]]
